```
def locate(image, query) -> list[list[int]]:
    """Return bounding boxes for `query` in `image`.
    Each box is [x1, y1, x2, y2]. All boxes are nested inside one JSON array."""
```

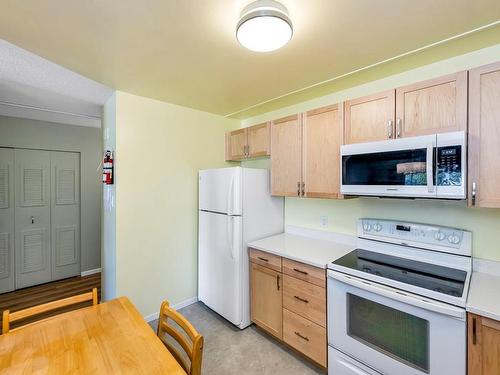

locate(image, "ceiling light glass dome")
[[236, 0, 293, 52]]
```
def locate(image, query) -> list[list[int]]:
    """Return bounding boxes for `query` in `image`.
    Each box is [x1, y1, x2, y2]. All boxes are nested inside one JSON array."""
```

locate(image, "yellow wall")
[[242, 44, 500, 262], [114, 91, 238, 316]]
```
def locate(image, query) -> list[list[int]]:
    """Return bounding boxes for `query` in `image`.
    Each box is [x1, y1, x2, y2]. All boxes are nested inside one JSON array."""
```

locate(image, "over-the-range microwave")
[[340, 131, 466, 199]]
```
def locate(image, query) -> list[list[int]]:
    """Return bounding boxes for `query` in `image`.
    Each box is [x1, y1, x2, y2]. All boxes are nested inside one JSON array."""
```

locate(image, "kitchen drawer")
[[283, 308, 327, 367], [249, 248, 281, 272], [283, 274, 326, 327], [283, 258, 325, 287]]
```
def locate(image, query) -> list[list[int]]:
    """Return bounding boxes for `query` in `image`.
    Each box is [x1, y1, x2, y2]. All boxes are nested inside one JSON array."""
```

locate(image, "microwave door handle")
[[426, 142, 435, 193], [330, 271, 465, 320]]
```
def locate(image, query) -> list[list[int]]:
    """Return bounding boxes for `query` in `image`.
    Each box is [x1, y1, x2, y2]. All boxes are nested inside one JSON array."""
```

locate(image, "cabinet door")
[[15, 149, 51, 289], [271, 114, 302, 196], [396, 71, 467, 138], [247, 122, 271, 158], [225, 128, 248, 161], [468, 313, 500, 375], [51, 151, 80, 281], [303, 104, 343, 199], [344, 90, 395, 144], [250, 262, 282, 339], [0, 148, 15, 293], [468, 62, 500, 208]]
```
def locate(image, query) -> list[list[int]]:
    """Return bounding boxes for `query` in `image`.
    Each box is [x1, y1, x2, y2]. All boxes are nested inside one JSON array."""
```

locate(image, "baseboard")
[[81, 268, 102, 277], [144, 296, 198, 323]]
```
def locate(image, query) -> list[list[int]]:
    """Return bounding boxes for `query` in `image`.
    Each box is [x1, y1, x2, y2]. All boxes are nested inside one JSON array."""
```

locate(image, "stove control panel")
[[358, 219, 472, 256]]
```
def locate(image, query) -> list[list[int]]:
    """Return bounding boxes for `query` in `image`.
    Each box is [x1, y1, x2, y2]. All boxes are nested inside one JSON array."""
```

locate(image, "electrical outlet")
[[320, 215, 329, 228]]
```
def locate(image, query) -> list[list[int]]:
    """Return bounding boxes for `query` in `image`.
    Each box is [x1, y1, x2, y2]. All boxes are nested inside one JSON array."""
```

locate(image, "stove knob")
[[363, 223, 372, 232], [448, 235, 460, 244], [373, 223, 382, 232], [434, 232, 445, 241]]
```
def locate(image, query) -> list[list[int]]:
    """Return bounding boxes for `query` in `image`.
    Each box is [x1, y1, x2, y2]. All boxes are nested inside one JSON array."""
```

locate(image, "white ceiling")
[[0, 1, 499, 118], [0, 39, 113, 127]]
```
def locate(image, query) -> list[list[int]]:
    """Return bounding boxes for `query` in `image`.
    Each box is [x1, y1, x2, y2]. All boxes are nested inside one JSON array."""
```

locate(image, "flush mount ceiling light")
[[236, 0, 293, 52]]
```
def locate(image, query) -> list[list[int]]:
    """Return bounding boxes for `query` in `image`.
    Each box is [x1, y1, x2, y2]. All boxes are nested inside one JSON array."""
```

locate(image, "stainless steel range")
[[327, 219, 472, 375]]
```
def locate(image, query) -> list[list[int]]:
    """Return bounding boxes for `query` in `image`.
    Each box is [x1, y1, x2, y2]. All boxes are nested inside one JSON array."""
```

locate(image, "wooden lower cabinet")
[[468, 313, 500, 375], [283, 308, 327, 367], [250, 248, 327, 368], [250, 262, 282, 339]]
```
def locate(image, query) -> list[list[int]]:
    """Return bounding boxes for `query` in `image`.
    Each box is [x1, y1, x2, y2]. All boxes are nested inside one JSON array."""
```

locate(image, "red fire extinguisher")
[[103, 150, 114, 185]]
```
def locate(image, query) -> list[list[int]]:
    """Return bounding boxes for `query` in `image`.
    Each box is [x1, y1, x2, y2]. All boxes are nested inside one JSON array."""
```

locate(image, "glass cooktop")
[[332, 249, 466, 298]]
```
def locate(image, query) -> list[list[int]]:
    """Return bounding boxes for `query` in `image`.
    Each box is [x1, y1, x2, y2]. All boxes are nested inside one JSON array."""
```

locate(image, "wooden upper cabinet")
[[303, 105, 343, 198], [226, 128, 247, 161], [271, 114, 303, 197], [225, 123, 271, 161], [468, 62, 500, 208], [468, 313, 500, 375], [247, 122, 271, 158], [396, 71, 467, 138], [250, 262, 283, 339], [344, 90, 396, 144]]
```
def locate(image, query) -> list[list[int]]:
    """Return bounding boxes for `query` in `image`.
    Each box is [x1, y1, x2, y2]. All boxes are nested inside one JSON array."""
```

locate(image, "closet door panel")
[[0, 148, 15, 293], [51, 151, 80, 280], [15, 149, 51, 289]]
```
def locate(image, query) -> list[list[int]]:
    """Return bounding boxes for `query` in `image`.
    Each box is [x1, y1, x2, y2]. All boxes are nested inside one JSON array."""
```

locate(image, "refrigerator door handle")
[[227, 215, 236, 260], [227, 173, 235, 216]]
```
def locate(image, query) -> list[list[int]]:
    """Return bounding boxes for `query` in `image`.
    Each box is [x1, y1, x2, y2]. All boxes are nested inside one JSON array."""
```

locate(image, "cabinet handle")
[[294, 295, 309, 304], [257, 256, 269, 262], [301, 182, 305, 197], [31, 216, 35, 224], [293, 268, 308, 275], [277, 275, 280, 291], [294, 331, 309, 341], [387, 120, 394, 139], [472, 182, 477, 206], [297, 182, 301, 197], [396, 118, 402, 138], [472, 316, 477, 345]]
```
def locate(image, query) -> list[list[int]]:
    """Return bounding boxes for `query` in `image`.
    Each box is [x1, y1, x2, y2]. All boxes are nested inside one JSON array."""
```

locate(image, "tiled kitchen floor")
[[149, 302, 325, 375]]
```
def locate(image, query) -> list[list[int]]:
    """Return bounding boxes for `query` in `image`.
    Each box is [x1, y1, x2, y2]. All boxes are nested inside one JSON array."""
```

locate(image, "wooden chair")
[[156, 300, 204, 375], [2, 288, 98, 334]]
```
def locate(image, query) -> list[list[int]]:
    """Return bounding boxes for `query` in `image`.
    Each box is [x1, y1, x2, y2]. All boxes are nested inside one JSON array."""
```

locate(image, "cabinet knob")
[[471, 182, 477, 206], [387, 120, 394, 139]]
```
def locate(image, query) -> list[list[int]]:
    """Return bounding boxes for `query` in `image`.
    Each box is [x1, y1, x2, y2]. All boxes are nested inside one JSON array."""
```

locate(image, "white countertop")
[[247, 230, 355, 269], [467, 270, 500, 321]]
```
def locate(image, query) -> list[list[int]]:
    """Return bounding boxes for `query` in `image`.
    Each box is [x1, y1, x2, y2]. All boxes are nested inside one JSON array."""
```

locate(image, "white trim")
[[144, 296, 198, 323], [473, 258, 500, 276], [285, 225, 356, 246], [81, 268, 102, 277]]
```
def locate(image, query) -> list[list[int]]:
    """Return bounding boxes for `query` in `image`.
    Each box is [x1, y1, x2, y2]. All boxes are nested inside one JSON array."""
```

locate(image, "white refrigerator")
[[198, 167, 283, 329]]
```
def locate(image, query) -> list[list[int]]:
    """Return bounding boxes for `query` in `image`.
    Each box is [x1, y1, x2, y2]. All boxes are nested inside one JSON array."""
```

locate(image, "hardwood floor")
[[0, 273, 101, 330]]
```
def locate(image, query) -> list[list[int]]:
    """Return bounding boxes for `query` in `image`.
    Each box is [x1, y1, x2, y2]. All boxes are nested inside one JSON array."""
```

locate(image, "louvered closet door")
[[51, 151, 80, 280], [0, 148, 15, 293], [15, 149, 51, 289]]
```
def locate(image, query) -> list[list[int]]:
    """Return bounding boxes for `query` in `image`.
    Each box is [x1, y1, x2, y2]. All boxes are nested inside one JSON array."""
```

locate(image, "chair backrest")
[[156, 300, 204, 375], [2, 287, 98, 334]]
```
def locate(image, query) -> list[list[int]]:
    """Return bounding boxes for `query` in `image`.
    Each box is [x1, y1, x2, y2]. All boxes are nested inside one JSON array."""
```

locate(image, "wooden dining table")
[[0, 296, 187, 374]]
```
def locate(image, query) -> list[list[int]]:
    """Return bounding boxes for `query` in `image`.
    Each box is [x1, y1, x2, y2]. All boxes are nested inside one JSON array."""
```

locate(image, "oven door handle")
[[329, 271, 465, 320]]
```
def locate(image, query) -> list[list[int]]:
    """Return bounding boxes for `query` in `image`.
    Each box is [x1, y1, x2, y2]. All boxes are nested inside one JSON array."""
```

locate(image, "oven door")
[[341, 135, 436, 198], [328, 270, 466, 375]]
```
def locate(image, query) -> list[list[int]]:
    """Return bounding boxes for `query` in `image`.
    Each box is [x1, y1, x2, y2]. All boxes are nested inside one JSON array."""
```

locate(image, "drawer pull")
[[294, 331, 309, 341], [293, 268, 308, 275], [294, 295, 309, 304], [257, 257, 269, 262]]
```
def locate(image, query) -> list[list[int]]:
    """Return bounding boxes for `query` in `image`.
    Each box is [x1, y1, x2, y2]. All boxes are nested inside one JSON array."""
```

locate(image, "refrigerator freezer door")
[[198, 210, 243, 326], [199, 167, 242, 215]]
